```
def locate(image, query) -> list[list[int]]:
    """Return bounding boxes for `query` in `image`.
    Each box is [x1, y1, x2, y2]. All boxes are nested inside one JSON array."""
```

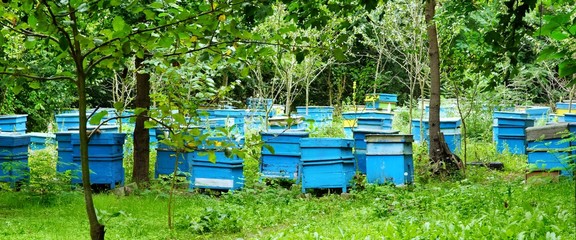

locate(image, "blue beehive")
[[71, 133, 126, 189], [191, 151, 244, 190], [296, 106, 334, 128], [493, 111, 528, 119], [563, 113, 576, 123], [27, 133, 56, 150], [155, 150, 194, 179], [55, 131, 77, 173], [299, 138, 355, 193], [0, 115, 27, 133], [260, 130, 309, 180], [0, 133, 30, 185], [424, 106, 456, 118], [365, 93, 398, 111], [268, 116, 305, 131], [526, 124, 575, 176], [365, 134, 414, 185], [55, 113, 86, 131], [411, 118, 462, 153], [526, 107, 550, 121], [357, 116, 393, 131], [493, 112, 534, 154], [190, 137, 244, 190], [353, 129, 399, 174], [247, 98, 274, 117]]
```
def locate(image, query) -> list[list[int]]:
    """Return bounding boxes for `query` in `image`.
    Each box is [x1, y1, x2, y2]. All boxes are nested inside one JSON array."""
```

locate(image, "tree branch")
[[0, 72, 75, 82], [85, 55, 113, 76], [41, 0, 76, 57], [82, 9, 219, 59], [0, 21, 59, 44]]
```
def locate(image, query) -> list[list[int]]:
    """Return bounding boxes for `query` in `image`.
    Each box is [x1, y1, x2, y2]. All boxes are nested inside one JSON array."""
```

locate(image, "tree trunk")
[[425, 0, 462, 177], [77, 74, 106, 240], [426, 0, 442, 160], [133, 56, 151, 184], [69, 7, 105, 239]]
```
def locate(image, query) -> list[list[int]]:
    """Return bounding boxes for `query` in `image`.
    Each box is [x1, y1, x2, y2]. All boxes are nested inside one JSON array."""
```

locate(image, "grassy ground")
[[1, 123, 574, 239], [1, 171, 574, 239]]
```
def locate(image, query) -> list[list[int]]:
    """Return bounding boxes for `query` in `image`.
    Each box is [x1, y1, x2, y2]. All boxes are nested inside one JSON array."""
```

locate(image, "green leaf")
[[144, 120, 156, 129], [89, 111, 108, 125], [13, 84, 23, 95], [559, 60, 576, 77], [333, 48, 346, 61], [550, 30, 568, 41], [58, 36, 69, 51], [113, 102, 124, 113], [263, 144, 275, 155], [149, 2, 164, 9], [28, 81, 40, 89], [28, 13, 37, 27], [207, 151, 216, 163], [537, 46, 563, 61], [111, 0, 122, 6], [134, 108, 147, 116], [240, 66, 249, 78], [112, 16, 126, 32], [172, 113, 186, 125]]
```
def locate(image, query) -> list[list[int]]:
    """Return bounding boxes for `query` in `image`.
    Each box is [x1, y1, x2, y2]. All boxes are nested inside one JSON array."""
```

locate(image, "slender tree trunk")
[[69, 7, 105, 240], [133, 56, 151, 184], [77, 75, 105, 240], [425, 0, 444, 160], [374, 53, 382, 94]]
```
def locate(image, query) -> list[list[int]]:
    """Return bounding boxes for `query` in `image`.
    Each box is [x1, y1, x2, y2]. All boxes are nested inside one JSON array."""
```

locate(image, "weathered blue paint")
[[55, 132, 76, 173], [365, 134, 414, 185], [526, 107, 550, 120], [70, 133, 127, 189], [496, 137, 527, 154], [191, 162, 244, 190], [0, 133, 30, 185], [300, 138, 354, 162], [357, 117, 393, 130], [260, 131, 309, 180], [300, 160, 355, 193], [155, 150, 194, 179], [0, 115, 27, 133], [353, 129, 399, 174], [527, 149, 573, 176], [27, 133, 56, 150]]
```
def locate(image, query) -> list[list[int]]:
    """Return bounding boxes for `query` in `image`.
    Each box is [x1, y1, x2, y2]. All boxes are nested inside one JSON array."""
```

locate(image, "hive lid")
[[365, 134, 413, 143], [526, 123, 572, 141], [352, 129, 399, 134], [300, 138, 353, 148]]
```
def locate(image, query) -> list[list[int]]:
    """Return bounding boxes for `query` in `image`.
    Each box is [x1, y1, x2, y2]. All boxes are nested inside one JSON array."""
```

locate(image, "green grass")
[[0, 176, 574, 239]]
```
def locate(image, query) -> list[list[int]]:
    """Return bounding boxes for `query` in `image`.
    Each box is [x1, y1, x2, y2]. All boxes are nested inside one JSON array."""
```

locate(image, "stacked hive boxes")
[[190, 137, 245, 190], [493, 111, 534, 154], [70, 133, 127, 189], [526, 123, 575, 176], [411, 118, 461, 153], [299, 138, 355, 193], [342, 111, 394, 138], [0, 133, 30, 187], [365, 134, 414, 185], [260, 130, 309, 181], [353, 129, 399, 174]]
